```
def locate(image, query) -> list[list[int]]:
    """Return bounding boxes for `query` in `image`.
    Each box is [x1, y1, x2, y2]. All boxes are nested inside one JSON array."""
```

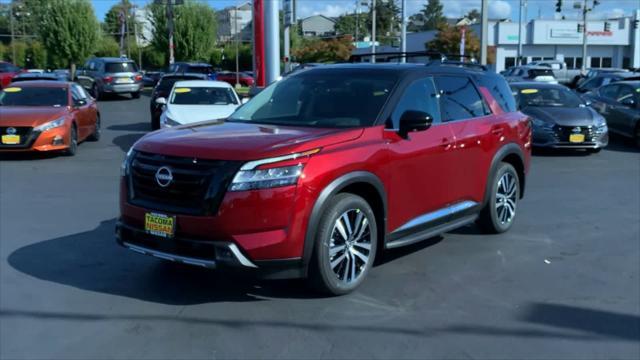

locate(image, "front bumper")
[[0, 126, 71, 152], [532, 126, 609, 149]]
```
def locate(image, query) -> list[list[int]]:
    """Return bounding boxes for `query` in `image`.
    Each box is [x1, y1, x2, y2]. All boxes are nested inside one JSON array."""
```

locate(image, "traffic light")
[[555, 0, 562, 12], [577, 23, 584, 33], [604, 22, 610, 32]]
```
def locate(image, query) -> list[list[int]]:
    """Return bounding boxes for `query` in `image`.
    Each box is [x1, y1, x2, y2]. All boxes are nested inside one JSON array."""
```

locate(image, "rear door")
[[608, 84, 640, 137], [434, 75, 496, 206], [591, 84, 620, 125], [70, 84, 93, 139], [384, 76, 457, 234]]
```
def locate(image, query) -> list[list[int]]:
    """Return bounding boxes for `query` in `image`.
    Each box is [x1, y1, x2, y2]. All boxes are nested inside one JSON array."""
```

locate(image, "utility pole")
[[371, 0, 376, 63], [235, 1, 240, 87], [517, 0, 527, 66], [119, 8, 125, 56], [133, 5, 142, 68], [263, 0, 280, 84], [400, 0, 406, 63], [480, 0, 488, 65], [167, 0, 175, 65], [355, 1, 360, 43], [283, 0, 294, 73], [581, 0, 589, 74], [125, 3, 131, 59], [9, 2, 16, 63]]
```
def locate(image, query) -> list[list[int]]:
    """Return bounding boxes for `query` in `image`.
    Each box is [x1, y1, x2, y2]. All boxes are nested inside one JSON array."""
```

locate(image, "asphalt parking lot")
[[1, 93, 639, 359]]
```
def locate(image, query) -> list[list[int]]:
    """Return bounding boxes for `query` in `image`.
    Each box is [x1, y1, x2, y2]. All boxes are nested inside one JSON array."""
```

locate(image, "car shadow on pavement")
[[112, 133, 146, 152], [603, 134, 640, 154], [532, 148, 593, 157], [108, 122, 151, 132], [7, 219, 321, 305], [0, 152, 61, 161]]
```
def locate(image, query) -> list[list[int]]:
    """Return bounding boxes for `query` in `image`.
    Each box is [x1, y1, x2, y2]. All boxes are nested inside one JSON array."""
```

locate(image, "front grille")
[[0, 127, 39, 148], [128, 151, 241, 215], [552, 125, 599, 143]]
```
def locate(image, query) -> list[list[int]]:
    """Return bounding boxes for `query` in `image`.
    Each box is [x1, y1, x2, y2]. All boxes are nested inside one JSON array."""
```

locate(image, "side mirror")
[[399, 110, 433, 138], [621, 98, 636, 108], [74, 99, 87, 107], [155, 97, 167, 105]]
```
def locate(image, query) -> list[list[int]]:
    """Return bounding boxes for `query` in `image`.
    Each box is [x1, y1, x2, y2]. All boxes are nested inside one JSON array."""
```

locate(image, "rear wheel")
[[91, 84, 101, 100], [478, 163, 520, 234], [309, 193, 377, 295], [88, 115, 101, 141], [64, 125, 78, 156]]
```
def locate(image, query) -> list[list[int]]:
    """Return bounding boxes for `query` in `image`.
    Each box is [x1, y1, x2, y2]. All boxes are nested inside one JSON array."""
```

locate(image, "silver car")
[[76, 57, 143, 100]]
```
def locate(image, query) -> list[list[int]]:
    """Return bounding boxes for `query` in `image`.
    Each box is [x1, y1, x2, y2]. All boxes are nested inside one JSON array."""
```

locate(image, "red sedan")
[[216, 72, 255, 87], [0, 81, 100, 156]]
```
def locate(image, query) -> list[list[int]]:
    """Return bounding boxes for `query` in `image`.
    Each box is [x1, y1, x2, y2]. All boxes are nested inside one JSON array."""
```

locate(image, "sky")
[[87, 0, 640, 23]]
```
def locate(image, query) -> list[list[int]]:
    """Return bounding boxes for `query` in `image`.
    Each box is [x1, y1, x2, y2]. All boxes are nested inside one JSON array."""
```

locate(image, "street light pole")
[[371, 0, 376, 63], [235, 1, 240, 87], [400, 0, 406, 63], [355, 0, 360, 43], [167, 0, 175, 65], [517, 0, 526, 66], [480, 0, 488, 65], [581, 0, 588, 74]]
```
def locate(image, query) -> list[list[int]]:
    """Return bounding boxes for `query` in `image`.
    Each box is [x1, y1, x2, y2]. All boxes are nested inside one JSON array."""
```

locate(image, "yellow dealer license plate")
[[1, 134, 20, 144], [569, 134, 585, 143], [116, 77, 133, 84], [145, 213, 175, 238]]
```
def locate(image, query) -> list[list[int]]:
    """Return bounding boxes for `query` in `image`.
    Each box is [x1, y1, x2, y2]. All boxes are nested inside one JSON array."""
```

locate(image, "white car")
[[155, 80, 242, 128]]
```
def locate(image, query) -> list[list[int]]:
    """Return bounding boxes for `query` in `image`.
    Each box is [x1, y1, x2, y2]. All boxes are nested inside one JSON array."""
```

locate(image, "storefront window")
[[505, 57, 516, 69], [602, 57, 612, 68]]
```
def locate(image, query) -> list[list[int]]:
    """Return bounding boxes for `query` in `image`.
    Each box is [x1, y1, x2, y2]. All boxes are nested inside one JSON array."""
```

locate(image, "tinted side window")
[[391, 77, 441, 128], [435, 76, 490, 122], [599, 85, 619, 99], [583, 77, 603, 90], [616, 85, 636, 103], [474, 73, 516, 112]]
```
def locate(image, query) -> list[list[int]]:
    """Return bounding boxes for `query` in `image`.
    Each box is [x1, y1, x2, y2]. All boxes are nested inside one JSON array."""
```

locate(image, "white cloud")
[[297, 2, 352, 19], [313, 4, 351, 17]]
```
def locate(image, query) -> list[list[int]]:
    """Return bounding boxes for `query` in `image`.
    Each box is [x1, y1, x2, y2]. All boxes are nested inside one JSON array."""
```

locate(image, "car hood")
[[0, 106, 68, 127], [135, 120, 365, 161], [522, 106, 599, 126], [166, 104, 239, 124]]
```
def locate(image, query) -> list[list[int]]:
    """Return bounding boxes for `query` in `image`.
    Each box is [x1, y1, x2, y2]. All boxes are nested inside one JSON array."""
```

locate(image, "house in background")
[[300, 15, 336, 38], [217, 1, 253, 42]]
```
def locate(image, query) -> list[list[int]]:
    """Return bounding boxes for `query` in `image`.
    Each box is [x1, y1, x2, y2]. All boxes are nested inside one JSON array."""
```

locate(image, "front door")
[[384, 76, 457, 234]]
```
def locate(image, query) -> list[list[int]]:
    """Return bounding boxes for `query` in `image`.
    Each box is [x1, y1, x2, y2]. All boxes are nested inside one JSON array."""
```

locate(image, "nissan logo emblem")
[[155, 166, 173, 188], [6, 127, 17, 135], [572, 127, 582, 134]]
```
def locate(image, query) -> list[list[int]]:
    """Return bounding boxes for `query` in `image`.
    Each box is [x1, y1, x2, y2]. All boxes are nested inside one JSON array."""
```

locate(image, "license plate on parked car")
[[144, 212, 175, 238], [1, 135, 20, 144], [115, 77, 133, 84], [569, 134, 585, 143]]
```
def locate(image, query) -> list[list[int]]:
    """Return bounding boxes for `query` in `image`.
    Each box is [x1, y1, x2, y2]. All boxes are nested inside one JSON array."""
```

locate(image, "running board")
[[385, 214, 478, 249]]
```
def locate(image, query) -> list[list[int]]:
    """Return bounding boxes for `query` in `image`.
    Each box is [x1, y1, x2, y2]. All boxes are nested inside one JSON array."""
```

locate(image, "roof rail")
[[347, 50, 487, 70]]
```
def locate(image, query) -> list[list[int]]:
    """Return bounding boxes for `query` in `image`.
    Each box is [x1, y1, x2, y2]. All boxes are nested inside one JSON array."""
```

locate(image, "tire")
[[131, 91, 141, 99], [88, 115, 101, 141], [308, 193, 378, 295], [92, 84, 101, 100], [151, 115, 160, 130], [65, 124, 78, 156], [477, 162, 520, 234]]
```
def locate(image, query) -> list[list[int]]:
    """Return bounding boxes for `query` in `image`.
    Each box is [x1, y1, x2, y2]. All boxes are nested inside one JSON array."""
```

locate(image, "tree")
[[335, 13, 369, 41], [366, 0, 400, 44], [26, 40, 46, 68], [426, 25, 480, 58], [465, 9, 481, 23], [39, 0, 99, 76], [422, 0, 446, 30], [7, 40, 27, 66], [292, 36, 354, 64], [94, 35, 120, 57], [148, 1, 217, 65]]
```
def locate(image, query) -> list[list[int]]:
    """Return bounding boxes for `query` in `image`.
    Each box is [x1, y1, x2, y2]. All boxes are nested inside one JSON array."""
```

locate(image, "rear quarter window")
[[105, 62, 138, 73], [473, 73, 517, 113]]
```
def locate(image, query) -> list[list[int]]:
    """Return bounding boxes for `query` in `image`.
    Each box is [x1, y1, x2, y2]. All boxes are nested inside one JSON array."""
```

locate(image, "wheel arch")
[[302, 171, 387, 272], [483, 143, 526, 207]]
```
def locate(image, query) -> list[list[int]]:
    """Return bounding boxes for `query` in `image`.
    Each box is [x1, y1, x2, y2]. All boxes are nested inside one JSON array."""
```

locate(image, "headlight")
[[34, 117, 66, 132], [162, 114, 181, 127], [531, 118, 553, 130], [230, 165, 303, 191], [229, 149, 320, 191], [595, 116, 607, 128], [120, 148, 135, 177]]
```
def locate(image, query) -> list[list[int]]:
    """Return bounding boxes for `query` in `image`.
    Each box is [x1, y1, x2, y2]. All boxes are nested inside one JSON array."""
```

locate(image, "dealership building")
[[356, 10, 640, 73], [484, 9, 640, 73]]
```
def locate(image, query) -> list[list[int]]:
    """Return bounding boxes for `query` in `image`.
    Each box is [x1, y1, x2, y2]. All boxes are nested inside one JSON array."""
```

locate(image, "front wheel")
[[64, 125, 78, 156], [88, 115, 101, 141], [309, 193, 378, 295], [477, 162, 520, 234]]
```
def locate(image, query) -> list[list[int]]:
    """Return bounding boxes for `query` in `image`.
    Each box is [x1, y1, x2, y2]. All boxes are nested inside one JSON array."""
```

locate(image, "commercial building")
[[300, 15, 336, 38], [217, 2, 253, 42]]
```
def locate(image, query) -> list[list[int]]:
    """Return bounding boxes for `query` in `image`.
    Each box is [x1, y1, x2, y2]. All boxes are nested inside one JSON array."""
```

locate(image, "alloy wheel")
[[328, 209, 373, 284], [495, 172, 517, 225]]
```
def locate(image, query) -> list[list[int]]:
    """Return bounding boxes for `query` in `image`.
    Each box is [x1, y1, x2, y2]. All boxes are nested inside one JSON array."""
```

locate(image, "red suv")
[[117, 63, 531, 295]]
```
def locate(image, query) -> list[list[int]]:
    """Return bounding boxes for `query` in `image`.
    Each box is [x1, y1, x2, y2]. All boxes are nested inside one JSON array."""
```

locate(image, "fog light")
[[52, 136, 64, 145]]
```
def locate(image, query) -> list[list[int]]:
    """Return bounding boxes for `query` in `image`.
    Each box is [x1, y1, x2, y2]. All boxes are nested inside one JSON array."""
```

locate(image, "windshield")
[[0, 86, 68, 107], [228, 70, 398, 128], [170, 87, 237, 105], [105, 62, 138, 73], [515, 87, 583, 108]]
